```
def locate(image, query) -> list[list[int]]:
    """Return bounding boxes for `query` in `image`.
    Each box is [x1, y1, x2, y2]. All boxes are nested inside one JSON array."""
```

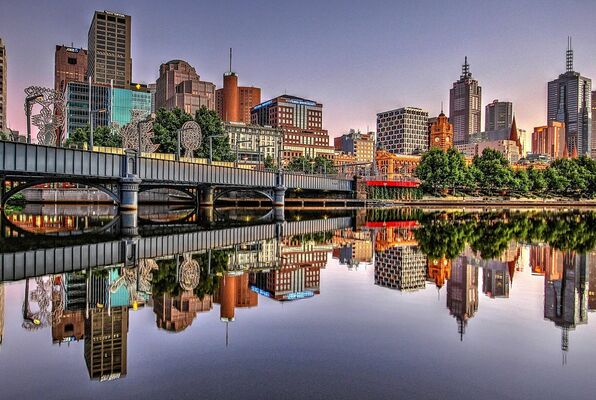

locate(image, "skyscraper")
[[87, 10, 132, 88], [85, 306, 128, 381], [54, 45, 88, 93], [447, 257, 479, 340], [449, 57, 482, 144], [154, 59, 216, 115], [485, 99, 513, 131], [547, 38, 592, 156], [376, 107, 429, 155], [591, 91, 596, 159], [0, 37, 6, 131]]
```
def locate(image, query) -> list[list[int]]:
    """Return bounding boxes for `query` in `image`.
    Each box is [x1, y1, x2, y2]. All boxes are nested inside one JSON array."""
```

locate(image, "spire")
[[566, 37, 574, 72], [440, 101, 444, 115], [461, 56, 471, 79], [571, 142, 578, 158], [509, 116, 522, 152]]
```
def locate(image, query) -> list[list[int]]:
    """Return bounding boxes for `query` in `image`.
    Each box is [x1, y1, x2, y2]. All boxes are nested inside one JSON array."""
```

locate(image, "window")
[[67, 57, 77, 65]]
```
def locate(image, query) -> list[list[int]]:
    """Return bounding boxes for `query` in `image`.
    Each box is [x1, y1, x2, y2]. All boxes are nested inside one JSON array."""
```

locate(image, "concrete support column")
[[274, 185, 286, 221], [119, 177, 140, 236], [200, 186, 214, 208]]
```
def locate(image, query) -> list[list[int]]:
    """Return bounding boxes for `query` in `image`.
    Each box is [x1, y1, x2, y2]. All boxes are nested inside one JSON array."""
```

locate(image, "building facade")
[[87, 10, 132, 88], [485, 99, 513, 131], [155, 59, 216, 115], [376, 107, 429, 155], [333, 129, 375, 163], [223, 121, 283, 165], [251, 95, 332, 160], [54, 45, 88, 93], [532, 120, 566, 159], [592, 91, 596, 158], [215, 67, 261, 124], [374, 245, 428, 292], [429, 111, 454, 151], [0, 38, 6, 132], [64, 81, 151, 138], [449, 57, 482, 144], [547, 42, 592, 156]]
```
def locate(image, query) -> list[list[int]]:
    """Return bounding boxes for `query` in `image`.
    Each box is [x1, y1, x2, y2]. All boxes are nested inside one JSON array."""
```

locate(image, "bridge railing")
[[0, 140, 123, 179]]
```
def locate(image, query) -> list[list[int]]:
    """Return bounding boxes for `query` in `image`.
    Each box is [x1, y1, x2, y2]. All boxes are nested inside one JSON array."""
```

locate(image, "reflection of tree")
[[413, 211, 596, 261], [151, 250, 232, 298]]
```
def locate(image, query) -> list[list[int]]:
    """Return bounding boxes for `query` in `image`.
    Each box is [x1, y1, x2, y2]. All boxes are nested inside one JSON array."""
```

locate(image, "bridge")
[[0, 141, 354, 225], [0, 216, 352, 282]]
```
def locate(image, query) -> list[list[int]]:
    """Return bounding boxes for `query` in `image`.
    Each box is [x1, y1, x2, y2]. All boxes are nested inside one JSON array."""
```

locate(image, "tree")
[[152, 107, 194, 154], [527, 167, 547, 193], [472, 148, 514, 193], [511, 169, 530, 195], [285, 155, 336, 174], [415, 148, 452, 193], [264, 155, 276, 170], [195, 107, 235, 162], [65, 125, 121, 148]]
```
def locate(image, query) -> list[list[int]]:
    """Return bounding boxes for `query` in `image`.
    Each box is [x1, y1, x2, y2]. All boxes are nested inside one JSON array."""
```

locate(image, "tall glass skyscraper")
[[547, 40, 592, 156], [449, 57, 482, 145]]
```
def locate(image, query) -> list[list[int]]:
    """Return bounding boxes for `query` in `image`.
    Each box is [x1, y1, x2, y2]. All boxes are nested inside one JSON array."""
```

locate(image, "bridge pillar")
[[274, 185, 286, 221], [120, 210, 139, 237], [200, 186, 214, 208], [198, 207, 214, 224]]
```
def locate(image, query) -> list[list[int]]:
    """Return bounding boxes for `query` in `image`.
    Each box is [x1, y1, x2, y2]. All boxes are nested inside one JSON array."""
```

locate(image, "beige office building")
[[87, 10, 132, 87]]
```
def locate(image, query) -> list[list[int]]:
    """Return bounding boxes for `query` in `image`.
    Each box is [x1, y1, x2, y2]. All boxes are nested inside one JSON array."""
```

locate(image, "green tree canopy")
[[65, 125, 121, 148]]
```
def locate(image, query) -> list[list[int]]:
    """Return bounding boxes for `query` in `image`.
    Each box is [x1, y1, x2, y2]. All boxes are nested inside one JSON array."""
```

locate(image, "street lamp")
[[234, 139, 252, 167], [208, 134, 227, 165], [25, 94, 44, 144], [89, 108, 107, 151], [310, 160, 315, 174]]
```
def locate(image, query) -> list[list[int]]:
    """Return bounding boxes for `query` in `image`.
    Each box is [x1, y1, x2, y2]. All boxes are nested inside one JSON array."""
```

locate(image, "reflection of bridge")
[[0, 141, 354, 228], [0, 217, 352, 281]]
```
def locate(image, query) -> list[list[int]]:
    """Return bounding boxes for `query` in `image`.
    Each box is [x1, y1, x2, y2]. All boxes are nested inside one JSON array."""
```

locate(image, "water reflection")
[[0, 208, 595, 395]]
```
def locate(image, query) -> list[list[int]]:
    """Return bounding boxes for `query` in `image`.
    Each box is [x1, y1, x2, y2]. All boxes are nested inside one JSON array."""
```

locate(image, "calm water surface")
[[0, 206, 595, 399]]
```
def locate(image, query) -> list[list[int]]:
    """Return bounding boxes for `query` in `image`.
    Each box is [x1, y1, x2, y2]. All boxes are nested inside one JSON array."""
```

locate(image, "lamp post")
[[89, 108, 107, 151], [234, 139, 252, 167], [25, 94, 43, 144], [310, 160, 315, 174], [208, 134, 227, 165]]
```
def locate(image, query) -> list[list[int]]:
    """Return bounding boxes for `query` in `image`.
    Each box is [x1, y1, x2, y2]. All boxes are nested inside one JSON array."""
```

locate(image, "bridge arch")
[[213, 188, 274, 203], [1, 178, 120, 206]]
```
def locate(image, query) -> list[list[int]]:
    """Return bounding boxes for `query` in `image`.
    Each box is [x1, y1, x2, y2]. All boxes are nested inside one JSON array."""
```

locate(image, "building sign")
[[66, 47, 80, 53], [287, 99, 316, 107]]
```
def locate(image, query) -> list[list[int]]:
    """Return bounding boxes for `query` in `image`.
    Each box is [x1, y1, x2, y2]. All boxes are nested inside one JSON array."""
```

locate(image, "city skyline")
[[2, 1, 596, 139]]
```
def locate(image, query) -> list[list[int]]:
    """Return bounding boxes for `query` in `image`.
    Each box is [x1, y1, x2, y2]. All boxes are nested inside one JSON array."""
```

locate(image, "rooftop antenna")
[[566, 37, 574, 72], [229, 48, 232, 73], [461, 56, 470, 79]]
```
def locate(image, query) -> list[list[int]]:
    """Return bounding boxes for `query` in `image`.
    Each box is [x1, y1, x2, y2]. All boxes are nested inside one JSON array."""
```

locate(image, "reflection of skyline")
[[1, 212, 595, 383]]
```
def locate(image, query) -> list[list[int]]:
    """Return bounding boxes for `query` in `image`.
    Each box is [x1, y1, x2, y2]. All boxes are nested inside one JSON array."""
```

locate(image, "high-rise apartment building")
[[251, 95, 333, 160], [374, 245, 428, 291], [54, 45, 88, 93], [485, 99, 513, 131], [450, 57, 482, 144], [376, 107, 429, 155], [155, 59, 216, 115], [0, 38, 6, 131], [547, 39, 592, 156], [532, 120, 566, 159], [429, 111, 454, 151], [87, 10, 132, 88], [333, 129, 375, 163]]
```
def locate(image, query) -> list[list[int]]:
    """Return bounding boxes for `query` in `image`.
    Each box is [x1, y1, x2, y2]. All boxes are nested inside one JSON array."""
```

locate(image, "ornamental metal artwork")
[[119, 109, 159, 153], [178, 253, 200, 291], [21, 276, 56, 331], [180, 120, 202, 157], [24, 86, 65, 146]]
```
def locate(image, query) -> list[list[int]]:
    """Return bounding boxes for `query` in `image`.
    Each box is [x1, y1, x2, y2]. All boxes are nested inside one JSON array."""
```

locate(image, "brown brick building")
[[215, 71, 261, 124], [54, 45, 88, 93], [251, 95, 333, 160]]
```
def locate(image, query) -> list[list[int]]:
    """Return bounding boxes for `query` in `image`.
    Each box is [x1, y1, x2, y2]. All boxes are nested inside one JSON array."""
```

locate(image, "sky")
[[2, 0, 596, 138]]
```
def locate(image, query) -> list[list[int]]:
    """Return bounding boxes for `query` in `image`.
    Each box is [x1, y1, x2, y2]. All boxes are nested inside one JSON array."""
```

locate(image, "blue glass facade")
[[64, 82, 152, 139]]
